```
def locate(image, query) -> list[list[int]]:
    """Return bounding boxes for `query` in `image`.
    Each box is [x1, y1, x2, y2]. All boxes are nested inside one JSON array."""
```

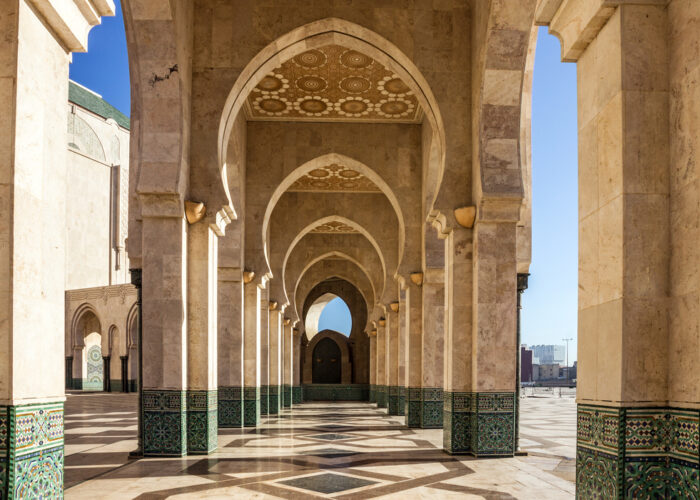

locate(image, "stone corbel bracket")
[[185, 201, 206, 224]]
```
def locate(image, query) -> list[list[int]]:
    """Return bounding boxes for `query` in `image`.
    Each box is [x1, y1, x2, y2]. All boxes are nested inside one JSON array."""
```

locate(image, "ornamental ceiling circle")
[[246, 45, 422, 123], [287, 164, 381, 193]]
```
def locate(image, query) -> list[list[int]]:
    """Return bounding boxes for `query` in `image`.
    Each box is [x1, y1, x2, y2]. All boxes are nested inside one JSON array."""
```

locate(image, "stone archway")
[[304, 330, 352, 385]]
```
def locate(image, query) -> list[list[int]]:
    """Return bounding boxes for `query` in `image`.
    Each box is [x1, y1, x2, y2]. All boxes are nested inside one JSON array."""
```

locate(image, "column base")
[[292, 385, 302, 404], [421, 387, 443, 428], [260, 385, 269, 415], [398, 386, 406, 416], [443, 392, 515, 456], [187, 390, 217, 454], [1, 401, 64, 499], [243, 387, 260, 427], [268, 385, 280, 415], [406, 387, 422, 427], [218, 386, 243, 428], [369, 384, 375, 403], [376, 385, 387, 408], [388, 386, 399, 415], [282, 384, 292, 407], [142, 390, 187, 456], [577, 404, 699, 498]]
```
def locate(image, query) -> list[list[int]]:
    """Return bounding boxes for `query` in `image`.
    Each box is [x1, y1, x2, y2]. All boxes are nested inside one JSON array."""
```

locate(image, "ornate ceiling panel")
[[245, 45, 422, 123], [288, 163, 381, 193], [310, 221, 359, 234]]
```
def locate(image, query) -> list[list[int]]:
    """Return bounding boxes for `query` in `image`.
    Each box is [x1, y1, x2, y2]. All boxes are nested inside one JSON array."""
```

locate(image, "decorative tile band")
[[369, 385, 376, 404], [576, 404, 699, 499], [260, 385, 269, 415], [243, 386, 261, 427], [443, 392, 515, 457], [142, 389, 187, 456], [397, 386, 406, 416], [1, 402, 65, 499], [282, 384, 292, 408], [421, 387, 443, 429], [268, 385, 281, 415], [302, 384, 369, 401], [292, 386, 302, 405], [376, 385, 387, 408], [387, 386, 399, 415], [406, 387, 422, 428], [218, 386, 243, 428], [187, 390, 217, 454]]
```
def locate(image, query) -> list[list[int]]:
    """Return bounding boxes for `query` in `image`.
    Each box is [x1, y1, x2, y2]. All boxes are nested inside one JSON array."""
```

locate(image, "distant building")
[[530, 345, 566, 365], [533, 363, 560, 381], [521, 345, 533, 382]]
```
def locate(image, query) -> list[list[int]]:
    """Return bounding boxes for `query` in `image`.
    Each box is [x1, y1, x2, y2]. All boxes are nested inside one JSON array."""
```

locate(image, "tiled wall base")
[[260, 385, 269, 415], [443, 392, 515, 456], [243, 387, 260, 427], [129, 379, 138, 392], [218, 386, 243, 428], [187, 390, 217, 454], [70, 378, 83, 390], [292, 386, 302, 404], [388, 386, 399, 415], [406, 387, 421, 427], [1, 402, 64, 499], [376, 385, 387, 408], [142, 390, 187, 456], [282, 384, 292, 408], [576, 404, 699, 498], [398, 387, 406, 416], [421, 387, 443, 428], [369, 385, 376, 404], [302, 384, 369, 401], [268, 385, 280, 415]]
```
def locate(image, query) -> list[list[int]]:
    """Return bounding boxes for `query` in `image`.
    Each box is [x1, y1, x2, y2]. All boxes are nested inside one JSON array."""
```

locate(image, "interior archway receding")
[[312, 337, 342, 383], [318, 297, 352, 337]]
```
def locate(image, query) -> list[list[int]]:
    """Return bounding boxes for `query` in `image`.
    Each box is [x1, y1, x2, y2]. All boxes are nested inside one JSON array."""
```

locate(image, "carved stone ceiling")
[[288, 163, 380, 193], [310, 221, 359, 234], [245, 44, 422, 123]]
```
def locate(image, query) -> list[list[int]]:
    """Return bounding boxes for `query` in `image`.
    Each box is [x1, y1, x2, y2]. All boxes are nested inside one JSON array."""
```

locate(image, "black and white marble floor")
[[64, 394, 575, 499]]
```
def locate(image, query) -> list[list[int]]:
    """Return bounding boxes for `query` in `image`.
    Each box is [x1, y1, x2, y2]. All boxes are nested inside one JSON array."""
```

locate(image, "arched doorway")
[[312, 337, 342, 383], [71, 306, 103, 391]]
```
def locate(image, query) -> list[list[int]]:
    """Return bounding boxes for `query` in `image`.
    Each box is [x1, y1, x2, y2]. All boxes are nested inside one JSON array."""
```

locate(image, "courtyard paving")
[[64, 392, 576, 498]]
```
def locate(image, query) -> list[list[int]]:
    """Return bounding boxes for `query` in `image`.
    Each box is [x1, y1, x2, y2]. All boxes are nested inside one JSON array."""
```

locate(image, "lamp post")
[[562, 337, 573, 385]]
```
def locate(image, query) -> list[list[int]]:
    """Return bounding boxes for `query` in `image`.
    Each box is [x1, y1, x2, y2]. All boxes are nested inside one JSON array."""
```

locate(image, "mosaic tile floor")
[[64, 393, 575, 498]]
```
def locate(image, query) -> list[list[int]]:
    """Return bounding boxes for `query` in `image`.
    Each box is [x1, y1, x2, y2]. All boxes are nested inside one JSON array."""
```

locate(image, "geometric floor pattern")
[[65, 394, 575, 498]]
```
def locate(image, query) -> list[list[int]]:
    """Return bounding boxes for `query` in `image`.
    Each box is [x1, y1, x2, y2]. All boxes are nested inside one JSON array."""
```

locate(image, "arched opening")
[[71, 307, 103, 392], [312, 337, 342, 383], [318, 297, 352, 337]]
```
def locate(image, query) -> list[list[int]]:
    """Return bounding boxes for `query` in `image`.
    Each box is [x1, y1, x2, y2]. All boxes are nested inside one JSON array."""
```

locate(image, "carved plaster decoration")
[[454, 206, 477, 228], [284, 318, 291, 326], [269, 301, 278, 310], [410, 272, 424, 286], [288, 163, 381, 193], [379, 318, 386, 327], [245, 45, 422, 123], [185, 201, 206, 224], [390, 302, 399, 312], [310, 220, 360, 234], [243, 271, 256, 284]]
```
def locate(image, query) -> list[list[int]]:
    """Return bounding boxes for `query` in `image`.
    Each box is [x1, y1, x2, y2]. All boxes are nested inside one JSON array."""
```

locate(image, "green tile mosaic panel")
[[268, 385, 281, 415], [243, 386, 260, 427], [406, 387, 421, 428], [1, 402, 64, 499], [576, 404, 699, 499], [369, 385, 376, 404], [142, 390, 187, 456], [218, 386, 243, 428], [292, 386, 302, 404], [260, 385, 269, 415], [302, 384, 369, 401], [421, 387, 443, 428], [397, 386, 406, 416], [282, 384, 292, 408], [376, 385, 387, 408], [443, 391, 471, 454], [387, 386, 399, 415], [187, 390, 217, 454]]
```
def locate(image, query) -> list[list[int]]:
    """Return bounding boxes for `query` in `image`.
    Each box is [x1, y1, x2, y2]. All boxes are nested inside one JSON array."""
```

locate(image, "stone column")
[[292, 329, 302, 403], [242, 275, 261, 427], [268, 304, 282, 415], [387, 307, 400, 415], [0, 1, 112, 494], [259, 288, 270, 415], [282, 319, 292, 407], [397, 294, 407, 417], [369, 331, 377, 403], [421, 268, 444, 428], [405, 279, 423, 428], [217, 267, 243, 428], [185, 221, 220, 454], [375, 323, 387, 408]]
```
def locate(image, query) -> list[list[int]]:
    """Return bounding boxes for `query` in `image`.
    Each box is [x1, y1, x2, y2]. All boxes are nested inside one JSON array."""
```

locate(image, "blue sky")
[[71, 11, 578, 363], [318, 298, 352, 336]]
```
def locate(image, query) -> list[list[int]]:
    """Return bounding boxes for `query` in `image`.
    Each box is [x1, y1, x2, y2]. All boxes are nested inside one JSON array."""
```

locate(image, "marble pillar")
[[387, 309, 400, 415], [292, 329, 302, 404], [376, 324, 387, 408], [421, 268, 444, 428], [243, 279, 261, 427], [282, 320, 292, 407], [369, 332, 377, 403], [404, 281, 423, 428], [185, 221, 219, 454], [217, 267, 243, 428], [268, 305, 282, 415], [259, 288, 270, 415]]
